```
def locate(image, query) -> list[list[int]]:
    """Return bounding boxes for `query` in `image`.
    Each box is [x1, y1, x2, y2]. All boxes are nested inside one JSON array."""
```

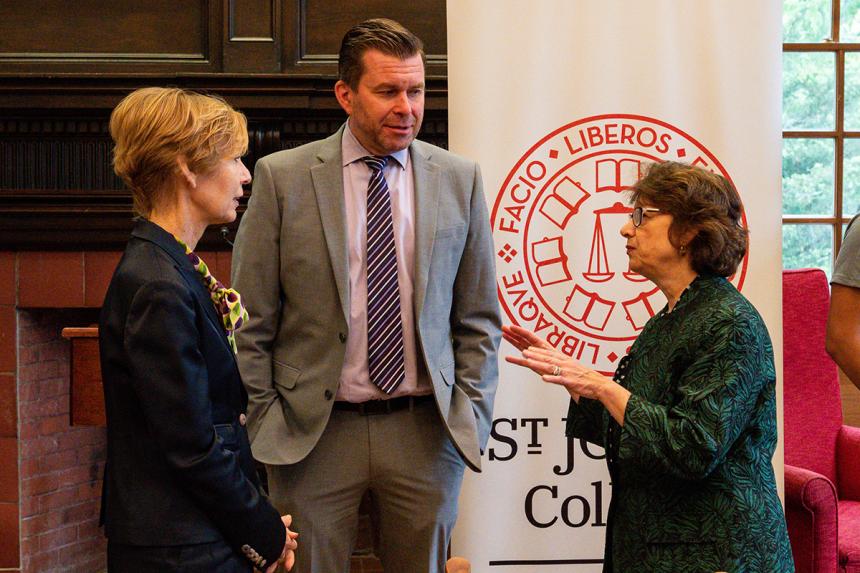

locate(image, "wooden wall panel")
[[224, 0, 281, 72], [229, 0, 276, 39], [0, 0, 219, 72], [287, 0, 446, 74]]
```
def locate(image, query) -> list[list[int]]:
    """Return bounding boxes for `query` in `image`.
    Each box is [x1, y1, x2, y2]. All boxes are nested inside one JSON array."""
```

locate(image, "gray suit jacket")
[[231, 126, 501, 471]]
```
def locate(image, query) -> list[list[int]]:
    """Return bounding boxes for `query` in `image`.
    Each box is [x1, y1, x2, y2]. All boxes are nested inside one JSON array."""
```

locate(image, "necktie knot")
[[363, 155, 389, 172]]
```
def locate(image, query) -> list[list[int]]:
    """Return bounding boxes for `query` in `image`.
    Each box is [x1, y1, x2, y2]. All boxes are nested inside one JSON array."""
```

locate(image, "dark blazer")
[[98, 219, 284, 569]]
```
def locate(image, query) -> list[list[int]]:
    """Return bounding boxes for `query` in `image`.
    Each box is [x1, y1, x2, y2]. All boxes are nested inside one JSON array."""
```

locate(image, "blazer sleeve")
[[124, 279, 285, 566], [616, 313, 774, 481], [231, 158, 284, 445], [450, 162, 503, 452]]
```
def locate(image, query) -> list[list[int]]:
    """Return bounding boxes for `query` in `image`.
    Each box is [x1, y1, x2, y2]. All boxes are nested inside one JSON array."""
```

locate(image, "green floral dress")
[[566, 275, 794, 572]]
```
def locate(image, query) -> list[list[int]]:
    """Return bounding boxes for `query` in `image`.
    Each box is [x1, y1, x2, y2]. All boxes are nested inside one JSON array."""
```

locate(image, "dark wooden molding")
[[0, 74, 449, 109], [0, 105, 448, 251]]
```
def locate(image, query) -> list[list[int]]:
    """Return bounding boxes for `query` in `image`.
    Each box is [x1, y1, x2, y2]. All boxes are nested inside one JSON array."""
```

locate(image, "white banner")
[[447, 2, 783, 570]]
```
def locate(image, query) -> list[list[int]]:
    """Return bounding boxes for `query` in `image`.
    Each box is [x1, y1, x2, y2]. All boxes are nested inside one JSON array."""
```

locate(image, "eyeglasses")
[[630, 207, 662, 227]]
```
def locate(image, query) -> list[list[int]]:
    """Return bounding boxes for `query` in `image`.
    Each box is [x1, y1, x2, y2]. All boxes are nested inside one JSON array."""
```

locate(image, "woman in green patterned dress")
[[505, 162, 794, 572]]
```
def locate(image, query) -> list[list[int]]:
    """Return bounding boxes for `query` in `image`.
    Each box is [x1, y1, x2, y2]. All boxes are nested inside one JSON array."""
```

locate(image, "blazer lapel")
[[310, 128, 350, 323], [180, 268, 231, 342], [131, 219, 237, 360], [411, 142, 441, 323]]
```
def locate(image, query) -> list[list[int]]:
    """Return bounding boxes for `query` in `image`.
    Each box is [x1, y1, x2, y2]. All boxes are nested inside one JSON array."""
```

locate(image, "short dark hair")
[[628, 161, 748, 277], [338, 18, 425, 88]]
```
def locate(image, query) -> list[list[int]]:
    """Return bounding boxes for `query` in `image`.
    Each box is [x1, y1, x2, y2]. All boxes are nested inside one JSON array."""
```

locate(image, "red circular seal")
[[492, 114, 748, 374]]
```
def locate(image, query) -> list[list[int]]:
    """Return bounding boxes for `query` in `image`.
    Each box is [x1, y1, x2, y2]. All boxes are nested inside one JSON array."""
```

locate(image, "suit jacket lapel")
[[310, 128, 350, 323], [411, 142, 441, 323]]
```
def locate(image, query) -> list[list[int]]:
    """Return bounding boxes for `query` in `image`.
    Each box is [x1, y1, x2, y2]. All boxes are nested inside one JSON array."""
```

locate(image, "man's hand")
[[281, 514, 299, 571]]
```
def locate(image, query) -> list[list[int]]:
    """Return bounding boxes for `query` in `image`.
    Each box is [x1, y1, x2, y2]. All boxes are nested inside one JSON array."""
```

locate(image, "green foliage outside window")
[[782, 224, 833, 273], [782, 139, 833, 216], [842, 0, 860, 41], [782, 52, 834, 130], [783, 0, 830, 42], [782, 0, 860, 275]]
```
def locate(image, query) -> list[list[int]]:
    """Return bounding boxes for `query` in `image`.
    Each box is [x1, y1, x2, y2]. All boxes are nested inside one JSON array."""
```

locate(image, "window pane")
[[845, 54, 860, 130], [842, 0, 860, 41], [784, 0, 831, 42], [783, 138, 834, 215], [783, 52, 835, 130], [843, 139, 860, 215], [783, 224, 833, 276]]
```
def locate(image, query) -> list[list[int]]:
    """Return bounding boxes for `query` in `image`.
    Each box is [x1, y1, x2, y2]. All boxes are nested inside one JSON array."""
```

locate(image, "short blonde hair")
[[109, 87, 249, 216]]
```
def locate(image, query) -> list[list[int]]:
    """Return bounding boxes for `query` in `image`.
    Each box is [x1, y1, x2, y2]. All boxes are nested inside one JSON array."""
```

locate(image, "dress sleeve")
[[565, 397, 606, 447], [616, 313, 775, 480]]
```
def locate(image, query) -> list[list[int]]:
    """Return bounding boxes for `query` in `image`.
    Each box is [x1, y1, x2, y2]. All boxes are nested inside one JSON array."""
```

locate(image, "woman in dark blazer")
[[99, 87, 296, 573], [505, 162, 794, 572]]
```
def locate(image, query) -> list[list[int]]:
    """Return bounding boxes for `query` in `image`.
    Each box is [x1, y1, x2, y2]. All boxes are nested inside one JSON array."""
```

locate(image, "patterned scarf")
[[174, 237, 248, 354]]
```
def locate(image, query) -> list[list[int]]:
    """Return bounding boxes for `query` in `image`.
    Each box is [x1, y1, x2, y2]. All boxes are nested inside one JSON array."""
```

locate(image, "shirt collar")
[[341, 120, 408, 170]]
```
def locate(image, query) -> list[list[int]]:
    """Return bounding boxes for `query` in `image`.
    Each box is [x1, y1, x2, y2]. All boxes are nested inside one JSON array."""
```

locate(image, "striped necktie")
[[363, 155, 405, 394]]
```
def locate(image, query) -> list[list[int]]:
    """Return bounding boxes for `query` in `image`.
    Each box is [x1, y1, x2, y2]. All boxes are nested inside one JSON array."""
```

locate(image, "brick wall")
[[18, 309, 105, 573]]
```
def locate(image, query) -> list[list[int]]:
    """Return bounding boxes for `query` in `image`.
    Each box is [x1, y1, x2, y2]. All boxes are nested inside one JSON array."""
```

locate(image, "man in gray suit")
[[231, 18, 500, 573]]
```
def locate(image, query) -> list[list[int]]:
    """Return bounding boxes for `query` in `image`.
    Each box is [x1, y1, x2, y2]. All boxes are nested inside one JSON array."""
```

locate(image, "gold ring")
[[552, 365, 561, 376]]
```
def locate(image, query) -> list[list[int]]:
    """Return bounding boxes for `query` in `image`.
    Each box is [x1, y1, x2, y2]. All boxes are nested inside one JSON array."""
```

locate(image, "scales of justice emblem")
[[492, 115, 748, 374]]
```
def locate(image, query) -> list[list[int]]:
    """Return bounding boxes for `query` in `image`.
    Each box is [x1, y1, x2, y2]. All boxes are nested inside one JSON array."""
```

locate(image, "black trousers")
[[107, 540, 253, 573]]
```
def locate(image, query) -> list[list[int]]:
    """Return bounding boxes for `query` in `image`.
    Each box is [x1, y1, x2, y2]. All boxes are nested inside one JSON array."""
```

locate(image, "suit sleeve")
[[451, 163, 503, 452], [124, 279, 285, 566], [616, 314, 774, 481], [231, 158, 283, 445]]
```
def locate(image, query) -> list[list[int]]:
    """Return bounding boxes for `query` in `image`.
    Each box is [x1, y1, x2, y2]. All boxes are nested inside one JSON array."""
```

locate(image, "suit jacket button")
[[239, 413, 247, 426], [324, 389, 333, 400], [338, 332, 347, 343]]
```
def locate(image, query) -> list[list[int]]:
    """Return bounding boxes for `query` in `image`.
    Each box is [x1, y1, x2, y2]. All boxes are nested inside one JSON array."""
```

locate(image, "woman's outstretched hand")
[[502, 324, 553, 352], [503, 325, 631, 425]]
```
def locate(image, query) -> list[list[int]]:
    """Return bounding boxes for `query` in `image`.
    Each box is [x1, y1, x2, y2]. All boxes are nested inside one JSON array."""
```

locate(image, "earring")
[[679, 244, 687, 255]]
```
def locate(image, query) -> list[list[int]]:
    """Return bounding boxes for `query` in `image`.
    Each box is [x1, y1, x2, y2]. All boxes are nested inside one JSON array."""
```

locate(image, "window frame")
[[784, 0, 858, 264]]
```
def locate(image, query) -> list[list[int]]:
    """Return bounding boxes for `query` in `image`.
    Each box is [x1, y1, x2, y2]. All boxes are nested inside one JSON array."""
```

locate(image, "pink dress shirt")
[[335, 122, 431, 402]]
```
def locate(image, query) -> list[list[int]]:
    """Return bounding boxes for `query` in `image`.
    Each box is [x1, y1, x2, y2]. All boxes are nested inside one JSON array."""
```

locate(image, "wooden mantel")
[[61, 327, 105, 426]]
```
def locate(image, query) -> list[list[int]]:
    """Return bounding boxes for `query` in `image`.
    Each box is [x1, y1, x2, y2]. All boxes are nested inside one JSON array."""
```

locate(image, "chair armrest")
[[838, 424, 860, 500], [784, 464, 838, 573]]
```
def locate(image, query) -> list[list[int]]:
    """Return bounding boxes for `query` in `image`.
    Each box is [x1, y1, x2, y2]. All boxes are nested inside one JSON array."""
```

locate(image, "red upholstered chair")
[[784, 268, 860, 573]]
